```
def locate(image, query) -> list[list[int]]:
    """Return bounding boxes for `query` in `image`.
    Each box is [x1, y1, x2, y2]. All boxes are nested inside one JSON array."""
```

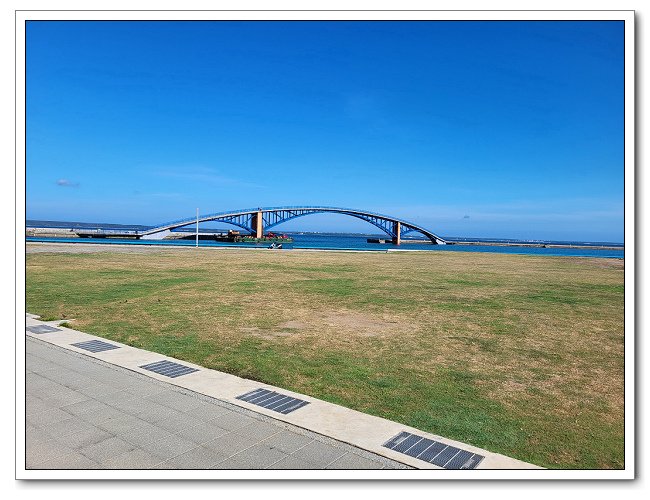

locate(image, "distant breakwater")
[[368, 238, 623, 251]]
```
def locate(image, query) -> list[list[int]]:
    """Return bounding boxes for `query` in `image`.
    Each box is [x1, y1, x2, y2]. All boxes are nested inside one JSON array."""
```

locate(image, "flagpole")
[[196, 208, 199, 248]]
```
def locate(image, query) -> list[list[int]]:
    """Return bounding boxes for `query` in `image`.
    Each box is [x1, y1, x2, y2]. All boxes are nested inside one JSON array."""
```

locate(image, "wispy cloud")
[[153, 166, 266, 189], [56, 179, 79, 188]]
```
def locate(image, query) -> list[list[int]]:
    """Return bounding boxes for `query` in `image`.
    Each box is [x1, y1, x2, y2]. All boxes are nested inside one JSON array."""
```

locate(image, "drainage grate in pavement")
[[236, 388, 310, 414], [383, 431, 484, 470], [26, 325, 61, 335], [71, 340, 120, 353], [139, 360, 199, 378]]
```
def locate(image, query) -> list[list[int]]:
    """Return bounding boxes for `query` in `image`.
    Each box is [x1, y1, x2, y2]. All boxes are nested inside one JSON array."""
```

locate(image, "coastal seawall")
[[368, 238, 623, 251]]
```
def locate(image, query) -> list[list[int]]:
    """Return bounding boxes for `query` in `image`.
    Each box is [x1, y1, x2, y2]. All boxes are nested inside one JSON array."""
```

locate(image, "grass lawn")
[[25, 245, 625, 469]]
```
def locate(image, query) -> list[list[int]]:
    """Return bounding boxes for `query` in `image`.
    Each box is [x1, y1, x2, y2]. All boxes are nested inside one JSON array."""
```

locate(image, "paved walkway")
[[26, 337, 407, 470]]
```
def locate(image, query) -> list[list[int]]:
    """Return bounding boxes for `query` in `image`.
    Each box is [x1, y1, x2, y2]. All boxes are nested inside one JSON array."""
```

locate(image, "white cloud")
[[56, 179, 79, 188]]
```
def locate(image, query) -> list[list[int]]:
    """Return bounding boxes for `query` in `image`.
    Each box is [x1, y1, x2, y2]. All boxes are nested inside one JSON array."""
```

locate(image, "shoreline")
[[394, 238, 623, 251], [25, 240, 624, 259], [443, 241, 623, 251], [27, 228, 623, 251]]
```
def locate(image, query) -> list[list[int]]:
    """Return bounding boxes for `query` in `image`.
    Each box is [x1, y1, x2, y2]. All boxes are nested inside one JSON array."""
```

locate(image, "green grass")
[[25, 247, 624, 469]]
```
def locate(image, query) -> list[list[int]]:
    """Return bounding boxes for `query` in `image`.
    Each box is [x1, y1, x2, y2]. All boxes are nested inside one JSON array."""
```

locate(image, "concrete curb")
[[25, 315, 542, 470]]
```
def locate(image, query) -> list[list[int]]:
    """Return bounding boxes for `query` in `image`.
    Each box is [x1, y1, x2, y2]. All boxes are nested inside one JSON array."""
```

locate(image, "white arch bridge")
[[81, 206, 447, 245]]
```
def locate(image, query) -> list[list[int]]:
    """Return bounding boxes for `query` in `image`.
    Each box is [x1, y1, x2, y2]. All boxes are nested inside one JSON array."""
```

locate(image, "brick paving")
[[25, 337, 408, 470]]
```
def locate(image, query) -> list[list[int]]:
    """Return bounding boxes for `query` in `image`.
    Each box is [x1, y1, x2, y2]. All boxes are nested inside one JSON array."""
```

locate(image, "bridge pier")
[[392, 221, 401, 245], [251, 211, 264, 238]]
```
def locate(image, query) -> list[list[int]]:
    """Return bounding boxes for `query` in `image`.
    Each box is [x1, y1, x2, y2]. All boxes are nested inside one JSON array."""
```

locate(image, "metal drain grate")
[[139, 360, 199, 378], [383, 431, 484, 469], [236, 388, 310, 414], [71, 340, 120, 353], [26, 325, 61, 334]]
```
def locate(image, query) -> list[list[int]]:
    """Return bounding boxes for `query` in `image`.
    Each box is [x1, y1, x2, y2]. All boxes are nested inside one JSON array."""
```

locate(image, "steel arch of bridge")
[[142, 206, 447, 244]]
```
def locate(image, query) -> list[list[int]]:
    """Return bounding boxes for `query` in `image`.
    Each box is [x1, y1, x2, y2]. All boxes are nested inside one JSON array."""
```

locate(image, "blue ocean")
[[26, 225, 624, 259]]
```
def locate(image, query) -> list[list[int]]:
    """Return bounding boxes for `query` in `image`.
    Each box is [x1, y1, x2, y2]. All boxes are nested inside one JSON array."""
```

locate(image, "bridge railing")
[[153, 206, 427, 230], [145, 206, 445, 243], [249, 206, 440, 239], [147, 207, 262, 232]]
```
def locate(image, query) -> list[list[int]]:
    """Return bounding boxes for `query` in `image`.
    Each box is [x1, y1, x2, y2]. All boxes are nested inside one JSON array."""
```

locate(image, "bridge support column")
[[392, 222, 401, 245], [252, 210, 264, 238]]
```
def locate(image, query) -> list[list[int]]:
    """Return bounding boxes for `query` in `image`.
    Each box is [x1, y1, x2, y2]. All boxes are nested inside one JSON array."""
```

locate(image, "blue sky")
[[26, 21, 624, 241]]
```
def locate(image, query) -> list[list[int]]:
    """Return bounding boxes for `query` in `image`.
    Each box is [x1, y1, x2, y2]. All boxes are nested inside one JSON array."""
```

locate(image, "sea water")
[[26, 232, 624, 259]]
